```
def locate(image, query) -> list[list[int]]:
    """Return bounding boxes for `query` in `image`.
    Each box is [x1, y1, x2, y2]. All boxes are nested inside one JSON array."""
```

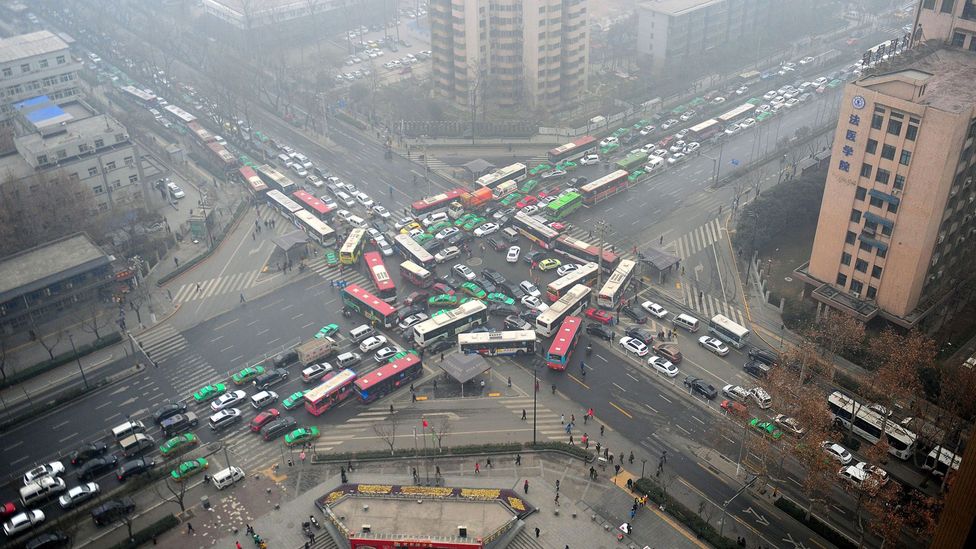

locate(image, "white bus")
[[535, 284, 592, 337], [399, 260, 433, 288], [413, 300, 489, 347], [458, 330, 537, 357], [393, 234, 436, 269], [475, 162, 527, 190], [293, 210, 336, 246], [922, 446, 962, 477], [708, 314, 750, 348], [827, 391, 917, 461], [545, 262, 599, 302], [597, 259, 636, 309], [266, 189, 303, 217]]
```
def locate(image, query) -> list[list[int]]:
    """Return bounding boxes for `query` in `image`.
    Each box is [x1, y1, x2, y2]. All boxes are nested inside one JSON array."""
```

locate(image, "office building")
[[429, 0, 589, 110], [915, 0, 976, 49], [0, 30, 81, 126], [795, 45, 976, 328]]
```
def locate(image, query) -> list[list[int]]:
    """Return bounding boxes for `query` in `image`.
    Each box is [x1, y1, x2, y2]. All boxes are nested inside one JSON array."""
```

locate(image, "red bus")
[[292, 189, 334, 220], [411, 188, 466, 216], [546, 316, 582, 370], [354, 354, 423, 403], [238, 166, 268, 195], [579, 170, 629, 206], [341, 284, 399, 328], [554, 235, 620, 271], [364, 251, 397, 303], [548, 136, 597, 163], [304, 369, 358, 416], [399, 260, 433, 288]]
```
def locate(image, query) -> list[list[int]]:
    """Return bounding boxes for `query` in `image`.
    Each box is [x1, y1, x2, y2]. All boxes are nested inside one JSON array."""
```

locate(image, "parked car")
[[682, 377, 717, 399], [621, 305, 648, 324], [652, 343, 682, 364], [698, 336, 730, 356]]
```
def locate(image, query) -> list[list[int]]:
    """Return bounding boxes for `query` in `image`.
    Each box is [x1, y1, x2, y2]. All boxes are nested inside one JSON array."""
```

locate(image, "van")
[[743, 360, 770, 379], [111, 420, 146, 441], [276, 153, 291, 165], [349, 324, 375, 342], [119, 434, 155, 457], [672, 313, 700, 333], [211, 466, 245, 490], [160, 412, 199, 437], [336, 191, 356, 207], [250, 390, 278, 409], [748, 348, 778, 366], [336, 352, 362, 369], [645, 156, 665, 172], [91, 498, 135, 526], [20, 477, 66, 507], [502, 227, 520, 243], [838, 465, 870, 488], [750, 387, 772, 409], [347, 215, 367, 228], [422, 212, 449, 227]]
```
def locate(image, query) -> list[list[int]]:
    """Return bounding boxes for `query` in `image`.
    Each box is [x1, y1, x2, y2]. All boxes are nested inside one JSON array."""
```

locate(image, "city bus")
[[265, 189, 303, 218], [304, 369, 358, 416], [364, 251, 397, 303], [393, 233, 436, 269], [339, 228, 368, 265], [293, 210, 337, 247], [687, 119, 722, 141], [708, 314, 750, 348], [922, 447, 962, 477], [238, 166, 268, 196], [341, 284, 399, 328], [718, 103, 755, 125], [292, 190, 334, 220], [546, 262, 599, 302], [827, 391, 917, 461], [553, 235, 620, 271], [579, 170, 629, 206], [475, 162, 527, 190], [536, 285, 591, 337], [411, 188, 466, 217], [597, 259, 636, 309], [120, 85, 157, 106], [354, 354, 423, 404], [399, 260, 433, 288], [547, 136, 598, 163], [545, 316, 582, 370], [545, 192, 583, 221], [256, 164, 298, 195], [164, 104, 197, 125], [413, 300, 489, 347], [615, 151, 649, 172], [458, 330, 537, 357], [512, 211, 560, 249]]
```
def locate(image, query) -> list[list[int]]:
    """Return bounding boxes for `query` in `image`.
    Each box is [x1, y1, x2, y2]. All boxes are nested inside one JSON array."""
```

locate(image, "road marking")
[[8, 440, 23, 449], [9, 456, 28, 466], [644, 404, 658, 414], [231, 355, 244, 363], [567, 374, 589, 389], [659, 394, 672, 404], [612, 382, 627, 392], [58, 432, 78, 443], [267, 338, 281, 346], [256, 329, 269, 336], [626, 373, 639, 382], [104, 413, 120, 422], [789, 476, 802, 486], [610, 402, 633, 419], [281, 303, 294, 311], [302, 322, 315, 329], [596, 355, 607, 362], [95, 401, 113, 410], [246, 319, 259, 327], [291, 313, 304, 320], [210, 335, 224, 343], [221, 346, 234, 353], [52, 420, 70, 429], [692, 416, 705, 425], [676, 424, 691, 435]]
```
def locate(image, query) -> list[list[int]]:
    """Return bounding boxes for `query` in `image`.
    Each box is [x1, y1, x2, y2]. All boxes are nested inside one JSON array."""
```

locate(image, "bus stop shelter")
[[271, 230, 309, 265], [463, 158, 495, 181], [436, 352, 491, 397], [638, 247, 680, 284]]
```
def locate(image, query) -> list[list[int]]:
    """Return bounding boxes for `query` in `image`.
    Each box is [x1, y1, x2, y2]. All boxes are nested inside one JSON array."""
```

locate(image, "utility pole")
[[594, 219, 611, 288]]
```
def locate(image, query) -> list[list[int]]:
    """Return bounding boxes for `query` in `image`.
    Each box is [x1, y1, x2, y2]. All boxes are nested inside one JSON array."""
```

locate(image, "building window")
[[952, 32, 966, 47], [841, 252, 852, 266], [851, 279, 863, 293], [865, 139, 878, 154], [881, 144, 896, 160], [57, 55, 65, 64], [846, 231, 857, 244], [867, 286, 877, 299], [971, 37, 976, 52], [855, 186, 867, 200], [893, 174, 905, 189], [899, 150, 912, 165], [113, 179, 121, 188], [942, 0, 956, 13], [923, 0, 935, 7], [93, 185, 104, 194], [870, 196, 884, 208], [850, 209, 862, 223], [860, 241, 873, 252], [88, 167, 98, 177], [888, 202, 899, 213], [888, 119, 903, 136], [871, 114, 884, 129], [94, 138, 104, 148], [837, 273, 848, 286], [36, 154, 47, 165], [860, 163, 873, 178], [128, 174, 138, 183], [877, 248, 887, 258], [20, 63, 29, 73], [881, 224, 892, 236], [855, 259, 868, 273], [106, 161, 116, 170], [1, 67, 10, 77], [115, 133, 125, 142], [876, 169, 890, 185], [39, 59, 48, 68]]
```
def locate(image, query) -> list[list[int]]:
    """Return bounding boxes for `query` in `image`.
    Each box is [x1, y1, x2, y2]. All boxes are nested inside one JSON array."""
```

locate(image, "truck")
[[296, 336, 337, 365], [462, 187, 493, 209]]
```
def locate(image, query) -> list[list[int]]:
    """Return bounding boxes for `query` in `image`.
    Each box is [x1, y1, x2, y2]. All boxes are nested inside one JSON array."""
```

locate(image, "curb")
[[157, 200, 250, 288]]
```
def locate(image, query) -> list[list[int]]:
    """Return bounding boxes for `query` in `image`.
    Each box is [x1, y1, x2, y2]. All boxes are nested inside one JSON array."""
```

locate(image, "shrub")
[[106, 514, 180, 549], [782, 298, 816, 330], [336, 111, 368, 130], [774, 497, 856, 549], [633, 478, 739, 549], [0, 332, 122, 389]]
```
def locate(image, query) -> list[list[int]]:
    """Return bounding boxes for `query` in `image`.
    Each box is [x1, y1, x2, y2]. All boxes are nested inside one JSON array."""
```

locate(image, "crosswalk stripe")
[[172, 284, 192, 303]]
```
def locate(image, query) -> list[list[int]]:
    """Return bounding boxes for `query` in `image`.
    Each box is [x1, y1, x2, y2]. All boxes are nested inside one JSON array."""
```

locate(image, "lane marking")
[[612, 382, 627, 392], [610, 401, 633, 419]]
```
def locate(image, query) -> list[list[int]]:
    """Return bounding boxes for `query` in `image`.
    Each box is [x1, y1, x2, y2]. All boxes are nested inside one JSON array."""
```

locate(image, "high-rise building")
[[795, 45, 976, 328], [914, 0, 976, 48], [429, 0, 589, 110], [0, 31, 81, 125]]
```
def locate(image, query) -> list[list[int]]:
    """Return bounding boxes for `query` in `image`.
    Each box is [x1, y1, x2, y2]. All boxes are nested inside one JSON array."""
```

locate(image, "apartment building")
[[915, 0, 976, 49], [795, 46, 976, 328], [0, 31, 81, 125], [429, 0, 589, 110]]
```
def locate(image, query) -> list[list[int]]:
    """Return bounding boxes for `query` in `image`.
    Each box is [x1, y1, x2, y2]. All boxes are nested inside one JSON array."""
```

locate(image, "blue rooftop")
[[25, 104, 66, 123]]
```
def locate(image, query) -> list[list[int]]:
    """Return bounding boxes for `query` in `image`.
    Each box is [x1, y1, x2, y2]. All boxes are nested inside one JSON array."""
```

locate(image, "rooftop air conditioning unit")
[[851, 291, 861, 299]]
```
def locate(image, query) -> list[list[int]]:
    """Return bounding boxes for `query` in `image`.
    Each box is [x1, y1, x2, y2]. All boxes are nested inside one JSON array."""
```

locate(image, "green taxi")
[[315, 324, 339, 339], [324, 248, 339, 266], [486, 292, 515, 306], [556, 160, 578, 172], [427, 221, 453, 235], [283, 390, 310, 410], [611, 127, 629, 138], [171, 458, 208, 481], [428, 294, 459, 308], [285, 426, 321, 447], [160, 434, 199, 456], [600, 142, 619, 155], [193, 383, 227, 403], [498, 193, 523, 207], [413, 233, 434, 245], [528, 163, 553, 176], [430, 309, 450, 317], [628, 170, 646, 182], [460, 282, 486, 299], [519, 179, 539, 194], [232, 365, 265, 385], [389, 349, 420, 362], [749, 418, 783, 441], [462, 217, 487, 232], [454, 213, 477, 227]]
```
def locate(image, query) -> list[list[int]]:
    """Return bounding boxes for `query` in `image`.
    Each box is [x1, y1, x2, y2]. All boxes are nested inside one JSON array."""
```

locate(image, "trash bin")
[[201, 495, 210, 510]]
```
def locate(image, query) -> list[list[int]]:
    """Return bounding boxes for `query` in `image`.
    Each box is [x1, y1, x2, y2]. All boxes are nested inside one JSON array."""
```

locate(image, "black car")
[[683, 376, 718, 400], [77, 456, 119, 481], [474, 277, 497, 294], [152, 401, 187, 424], [91, 498, 135, 526], [422, 238, 443, 253], [446, 231, 472, 247], [399, 305, 427, 319], [621, 305, 648, 324], [488, 303, 519, 317], [69, 442, 109, 466], [426, 339, 455, 355], [523, 250, 545, 265], [438, 274, 461, 290], [24, 531, 70, 549], [502, 283, 526, 300], [748, 348, 778, 366], [116, 459, 154, 482], [625, 328, 654, 345], [569, 176, 588, 186], [621, 132, 639, 145], [521, 310, 541, 322], [262, 417, 299, 441], [486, 237, 507, 252], [254, 368, 289, 390], [504, 315, 533, 331], [482, 269, 507, 286], [160, 412, 199, 437], [586, 323, 613, 341], [493, 207, 516, 220], [743, 360, 770, 379], [271, 351, 298, 368], [469, 326, 492, 334]]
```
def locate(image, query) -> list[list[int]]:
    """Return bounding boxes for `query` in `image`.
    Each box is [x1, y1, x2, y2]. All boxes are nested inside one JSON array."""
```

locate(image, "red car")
[[516, 195, 538, 209], [657, 136, 674, 149], [721, 399, 748, 418], [404, 290, 431, 307], [548, 221, 567, 231], [1, 502, 16, 520], [431, 283, 454, 296], [250, 408, 281, 432], [585, 307, 613, 324]]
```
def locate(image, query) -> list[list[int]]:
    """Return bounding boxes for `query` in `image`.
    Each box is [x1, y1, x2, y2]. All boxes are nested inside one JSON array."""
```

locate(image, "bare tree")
[[807, 309, 864, 361], [31, 315, 64, 361], [73, 300, 112, 341], [152, 468, 190, 513], [373, 413, 399, 455], [428, 417, 451, 452]]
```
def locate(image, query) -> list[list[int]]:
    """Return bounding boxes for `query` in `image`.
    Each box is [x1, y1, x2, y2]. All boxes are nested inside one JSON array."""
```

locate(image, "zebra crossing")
[[500, 397, 593, 443], [405, 150, 452, 171], [306, 257, 371, 287], [136, 324, 223, 395], [668, 218, 724, 260], [170, 270, 262, 303], [681, 286, 747, 326]]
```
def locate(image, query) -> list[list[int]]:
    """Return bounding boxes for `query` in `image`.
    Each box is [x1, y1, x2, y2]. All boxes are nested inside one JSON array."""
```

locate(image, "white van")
[[349, 324, 375, 342], [645, 156, 665, 173], [111, 420, 146, 440], [838, 465, 869, 488], [20, 476, 66, 506], [211, 466, 245, 490], [750, 387, 772, 409], [250, 390, 278, 409], [277, 153, 291, 165], [336, 352, 362, 369], [422, 212, 449, 227], [673, 313, 700, 333], [336, 191, 356, 207], [347, 215, 367, 228], [119, 433, 155, 457]]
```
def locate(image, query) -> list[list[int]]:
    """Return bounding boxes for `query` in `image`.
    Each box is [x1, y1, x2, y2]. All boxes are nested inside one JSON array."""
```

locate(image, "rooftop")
[[0, 233, 112, 303], [0, 31, 69, 64], [639, 0, 724, 16], [858, 47, 976, 113]]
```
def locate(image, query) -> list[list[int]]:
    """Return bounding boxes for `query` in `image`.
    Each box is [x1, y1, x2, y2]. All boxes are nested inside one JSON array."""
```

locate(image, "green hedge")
[[336, 110, 368, 130], [774, 496, 856, 549], [106, 514, 180, 549], [314, 441, 587, 463], [0, 332, 122, 389], [633, 478, 739, 549]]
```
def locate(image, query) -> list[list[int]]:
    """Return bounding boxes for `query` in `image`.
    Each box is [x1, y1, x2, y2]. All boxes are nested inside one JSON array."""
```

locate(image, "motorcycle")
[[342, 308, 352, 318], [309, 515, 321, 529], [586, 343, 593, 356]]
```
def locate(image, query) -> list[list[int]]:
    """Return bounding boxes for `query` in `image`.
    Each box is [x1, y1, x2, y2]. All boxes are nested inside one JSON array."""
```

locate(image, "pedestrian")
[[515, 454, 521, 466], [596, 442, 601, 454], [660, 235, 663, 244], [486, 458, 493, 468], [600, 424, 605, 436], [507, 376, 512, 387], [174, 257, 179, 267], [582, 434, 589, 448], [252, 231, 256, 241], [196, 283, 201, 292], [535, 526, 540, 538], [246, 524, 253, 535], [436, 465, 441, 476], [475, 462, 480, 474], [569, 434, 574, 445], [571, 414, 575, 424], [629, 451, 634, 464], [604, 448, 609, 460], [615, 464, 621, 475], [583, 414, 588, 424], [240, 293, 246, 303], [554, 493, 560, 505], [551, 383, 556, 394], [521, 409, 527, 420], [565, 423, 571, 434], [561, 413, 565, 424], [524, 479, 529, 494], [390, 404, 394, 414], [630, 508, 636, 519], [440, 352, 445, 361], [186, 522, 194, 534], [237, 542, 243, 549]]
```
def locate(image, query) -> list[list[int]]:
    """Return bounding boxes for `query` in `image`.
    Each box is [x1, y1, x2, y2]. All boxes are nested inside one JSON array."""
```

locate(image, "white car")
[[372, 205, 391, 219], [521, 204, 539, 215], [724, 124, 741, 135], [821, 441, 853, 465], [813, 76, 828, 87], [774, 414, 806, 437], [711, 96, 726, 105], [3, 510, 45, 537], [580, 154, 600, 165], [669, 141, 686, 154], [211, 390, 247, 411], [58, 482, 100, 509], [735, 85, 749, 95], [394, 217, 416, 230], [639, 125, 656, 136], [541, 169, 566, 180], [598, 137, 618, 147], [679, 110, 696, 122], [302, 363, 333, 383], [722, 384, 751, 402], [762, 90, 777, 101], [641, 143, 657, 154], [23, 462, 65, 485], [354, 192, 374, 208], [666, 153, 686, 165], [698, 336, 730, 356], [675, 129, 689, 139], [854, 461, 890, 486], [453, 264, 476, 280], [785, 98, 800, 108], [506, 246, 521, 263], [321, 196, 338, 209], [556, 264, 580, 277], [474, 222, 499, 237], [373, 346, 400, 362], [799, 56, 815, 65], [651, 149, 669, 159], [376, 238, 394, 256], [398, 313, 429, 330], [619, 336, 649, 357], [336, 209, 353, 222], [521, 295, 549, 312], [683, 142, 701, 154], [435, 227, 459, 240], [359, 335, 388, 353], [520, 280, 541, 298], [661, 119, 678, 130], [641, 301, 668, 318], [754, 104, 771, 115], [739, 118, 756, 129], [435, 246, 461, 263], [291, 164, 308, 178], [408, 227, 424, 239], [648, 356, 678, 377]]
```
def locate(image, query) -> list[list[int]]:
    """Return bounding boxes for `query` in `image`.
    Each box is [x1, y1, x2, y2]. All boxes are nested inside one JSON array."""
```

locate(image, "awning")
[[271, 230, 308, 251], [438, 352, 491, 384], [858, 234, 889, 252], [868, 188, 900, 206], [463, 158, 495, 176], [638, 247, 680, 270], [864, 211, 894, 228]]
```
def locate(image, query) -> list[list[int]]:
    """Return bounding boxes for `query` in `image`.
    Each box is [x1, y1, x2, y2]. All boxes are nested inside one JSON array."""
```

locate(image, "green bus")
[[615, 151, 649, 172], [545, 192, 583, 221]]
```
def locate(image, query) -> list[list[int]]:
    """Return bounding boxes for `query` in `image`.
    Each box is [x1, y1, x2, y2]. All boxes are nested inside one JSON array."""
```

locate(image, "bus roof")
[[292, 190, 332, 215], [305, 369, 357, 402], [342, 283, 397, 315], [354, 354, 421, 391], [458, 330, 536, 345], [548, 136, 596, 157], [547, 316, 582, 356]]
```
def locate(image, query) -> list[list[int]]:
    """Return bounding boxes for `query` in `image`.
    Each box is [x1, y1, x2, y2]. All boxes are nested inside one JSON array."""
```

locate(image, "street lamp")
[[532, 364, 538, 445], [641, 458, 647, 479], [66, 332, 89, 389]]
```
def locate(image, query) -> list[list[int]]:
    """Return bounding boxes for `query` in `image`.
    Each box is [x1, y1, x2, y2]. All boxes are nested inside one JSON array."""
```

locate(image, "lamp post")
[[67, 332, 89, 389], [641, 458, 647, 479], [532, 363, 538, 445]]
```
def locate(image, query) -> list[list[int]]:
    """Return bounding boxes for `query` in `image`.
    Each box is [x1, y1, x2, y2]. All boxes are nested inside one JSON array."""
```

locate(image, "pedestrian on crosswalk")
[[240, 293, 246, 303], [196, 283, 201, 292], [521, 409, 527, 420]]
